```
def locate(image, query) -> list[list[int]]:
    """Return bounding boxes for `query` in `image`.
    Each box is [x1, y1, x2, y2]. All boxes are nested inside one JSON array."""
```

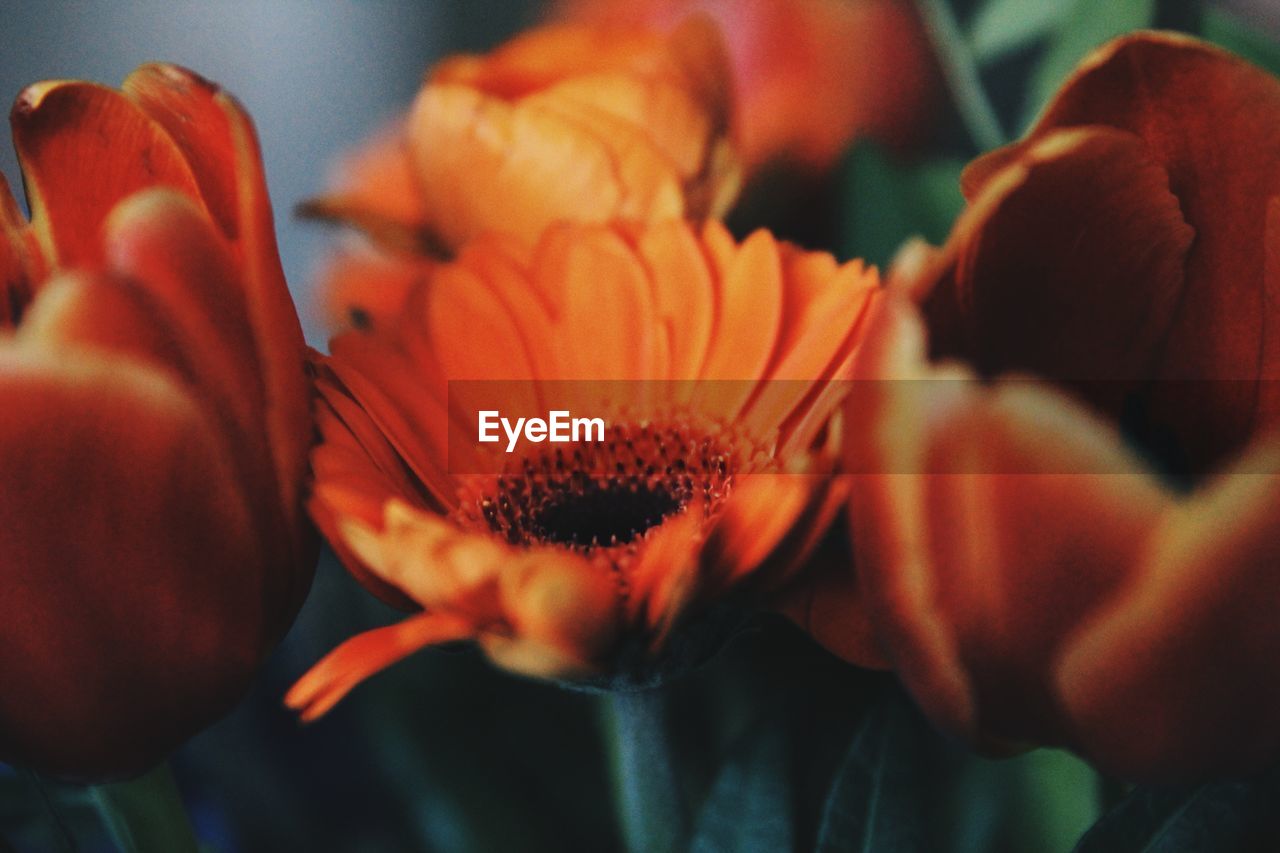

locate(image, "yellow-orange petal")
[[285, 612, 476, 722], [494, 549, 620, 675], [298, 120, 438, 255], [314, 244, 429, 335]]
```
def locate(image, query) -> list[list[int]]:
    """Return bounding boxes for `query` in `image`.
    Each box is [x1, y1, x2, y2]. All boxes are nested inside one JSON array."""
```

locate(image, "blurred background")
[[1, 1, 1278, 851]]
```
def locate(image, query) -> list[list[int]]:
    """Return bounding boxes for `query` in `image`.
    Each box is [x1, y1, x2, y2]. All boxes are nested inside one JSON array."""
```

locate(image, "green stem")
[[602, 690, 688, 853], [20, 769, 75, 853], [913, 0, 1008, 153], [89, 763, 200, 853]]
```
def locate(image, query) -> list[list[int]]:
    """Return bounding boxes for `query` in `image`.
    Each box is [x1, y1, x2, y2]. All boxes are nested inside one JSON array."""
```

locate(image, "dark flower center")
[[455, 421, 751, 552], [530, 480, 683, 547]]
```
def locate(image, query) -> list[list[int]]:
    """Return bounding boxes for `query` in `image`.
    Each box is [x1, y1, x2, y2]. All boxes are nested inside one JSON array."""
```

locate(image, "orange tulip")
[[0, 64, 314, 779], [556, 0, 937, 173], [287, 220, 880, 720], [304, 16, 741, 333], [839, 34, 1280, 780]]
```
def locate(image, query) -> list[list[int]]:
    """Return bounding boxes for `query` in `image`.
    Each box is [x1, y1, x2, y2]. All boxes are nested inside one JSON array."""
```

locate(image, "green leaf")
[[689, 717, 792, 853], [1074, 765, 1280, 851], [843, 143, 966, 271], [1021, 0, 1157, 131], [969, 0, 1075, 63], [89, 764, 200, 853], [603, 689, 689, 853], [814, 686, 938, 852], [1203, 7, 1280, 78], [913, 0, 1008, 152]]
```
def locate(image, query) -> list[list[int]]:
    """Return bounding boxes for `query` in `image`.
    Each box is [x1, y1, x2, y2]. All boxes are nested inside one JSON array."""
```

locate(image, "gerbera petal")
[[702, 474, 811, 592], [298, 120, 436, 254], [536, 224, 660, 380], [285, 612, 476, 722], [315, 244, 429, 334], [744, 253, 879, 438], [496, 549, 619, 672], [322, 341, 456, 509], [622, 219, 714, 381], [694, 227, 783, 419], [11, 80, 203, 266]]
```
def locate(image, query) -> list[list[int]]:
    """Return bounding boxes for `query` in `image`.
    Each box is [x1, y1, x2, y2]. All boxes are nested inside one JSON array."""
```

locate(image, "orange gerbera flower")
[[287, 220, 879, 720], [840, 34, 1280, 779], [0, 64, 313, 778], [556, 0, 937, 173], [304, 16, 741, 333]]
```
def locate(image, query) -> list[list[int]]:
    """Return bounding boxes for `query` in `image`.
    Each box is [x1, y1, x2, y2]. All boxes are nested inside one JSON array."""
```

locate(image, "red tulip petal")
[[0, 347, 261, 777], [916, 384, 1169, 746], [122, 63, 239, 240], [101, 190, 266, 448], [847, 297, 1172, 745], [11, 80, 204, 267], [16, 271, 191, 381], [0, 174, 40, 328], [219, 90, 313, 548], [959, 33, 1280, 470], [1058, 437, 1280, 779], [923, 126, 1193, 422]]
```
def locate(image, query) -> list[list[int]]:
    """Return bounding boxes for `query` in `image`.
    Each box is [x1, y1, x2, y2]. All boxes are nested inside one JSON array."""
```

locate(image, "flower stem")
[[89, 763, 200, 853], [20, 769, 75, 852], [913, 0, 1008, 153], [602, 689, 689, 853]]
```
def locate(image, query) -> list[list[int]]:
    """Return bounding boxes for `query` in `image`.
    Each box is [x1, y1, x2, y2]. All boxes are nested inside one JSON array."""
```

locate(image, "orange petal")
[[101, 190, 265, 449], [623, 219, 715, 381], [1057, 436, 1280, 779], [16, 271, 190, 380], [495, 548, 620, 674], [847, 297, 1172, 748], [773, 521, 888, 670], [921, 127, 1193, 429], [956, 33, 1280, 471], [285, 611, 476, 722], [122, 63, 239, 240], [219, 89, 313, 545], [0, 346, 262, 777], [298, 119, 437, 255], [11, 80, 204, 267], [314, 244, 429, 335]]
